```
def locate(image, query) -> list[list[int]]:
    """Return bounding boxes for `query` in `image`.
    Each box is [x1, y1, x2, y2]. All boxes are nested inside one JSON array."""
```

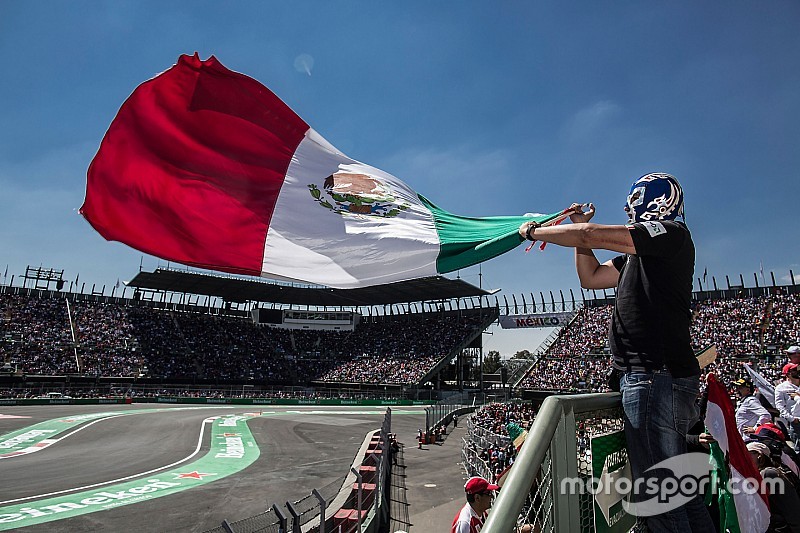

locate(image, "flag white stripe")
[[706, 400, 770, 533], [262, 129, 440, 288], [729, 465, 770, 533], [742, 364, 776, 407]]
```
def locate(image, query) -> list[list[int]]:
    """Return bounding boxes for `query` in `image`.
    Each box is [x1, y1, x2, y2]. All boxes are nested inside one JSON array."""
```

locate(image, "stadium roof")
[[127, 269, 493, 306]]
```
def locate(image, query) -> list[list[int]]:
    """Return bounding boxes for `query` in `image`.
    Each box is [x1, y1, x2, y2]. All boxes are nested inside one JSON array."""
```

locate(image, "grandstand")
[[0, 268, 498, 399], [2, 265, 799, 400], [516, 285, 800, 394]]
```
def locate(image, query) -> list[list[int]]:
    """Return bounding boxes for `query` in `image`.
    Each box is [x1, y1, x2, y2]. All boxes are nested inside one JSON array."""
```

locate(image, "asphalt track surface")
[[0, 404, 435, 532]]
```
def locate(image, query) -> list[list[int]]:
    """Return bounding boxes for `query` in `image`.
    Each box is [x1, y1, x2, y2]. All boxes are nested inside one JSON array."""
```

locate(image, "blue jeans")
[[620, 371, 714, 532]]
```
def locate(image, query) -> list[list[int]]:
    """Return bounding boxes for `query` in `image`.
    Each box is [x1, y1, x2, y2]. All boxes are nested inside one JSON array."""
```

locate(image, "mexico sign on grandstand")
[[499, 312, 573, 329]]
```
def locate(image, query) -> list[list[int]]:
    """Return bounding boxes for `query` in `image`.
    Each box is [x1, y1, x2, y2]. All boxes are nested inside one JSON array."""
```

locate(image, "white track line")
[[0, 417, 214, 506]]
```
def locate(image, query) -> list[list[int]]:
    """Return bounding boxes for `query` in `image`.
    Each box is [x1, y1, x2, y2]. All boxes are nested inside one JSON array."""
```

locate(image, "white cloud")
[[560, 100, 621, 142]]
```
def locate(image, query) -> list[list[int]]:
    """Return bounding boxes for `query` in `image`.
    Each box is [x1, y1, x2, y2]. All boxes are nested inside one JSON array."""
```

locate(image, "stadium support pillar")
[[726, 275, 731, 289], [713, 276, 718, 291], [771, 272, 776, 287], [740, 274, 745, 288], [791, 270, 796, 285], [754, 272, 759, 288], [479, 348, 484, 392]]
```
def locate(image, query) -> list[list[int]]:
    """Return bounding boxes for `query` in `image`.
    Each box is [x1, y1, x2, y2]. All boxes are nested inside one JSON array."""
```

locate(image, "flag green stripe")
[[708, 440, 741, 533], [418, 194, 563, 274]]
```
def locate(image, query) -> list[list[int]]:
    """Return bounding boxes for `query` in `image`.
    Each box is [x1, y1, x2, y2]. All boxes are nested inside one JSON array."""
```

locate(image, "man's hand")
[[569, 203, 595, 224], [699, 433, 716, 449], [743, 426, 756, 435]]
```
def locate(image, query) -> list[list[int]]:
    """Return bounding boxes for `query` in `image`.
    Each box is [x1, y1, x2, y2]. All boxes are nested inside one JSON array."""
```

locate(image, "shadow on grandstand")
[[385, 443, 411, 533]]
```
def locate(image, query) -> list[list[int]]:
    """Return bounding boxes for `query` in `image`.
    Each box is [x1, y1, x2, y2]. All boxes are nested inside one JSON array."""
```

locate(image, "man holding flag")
[[520, 173, 714, 531]]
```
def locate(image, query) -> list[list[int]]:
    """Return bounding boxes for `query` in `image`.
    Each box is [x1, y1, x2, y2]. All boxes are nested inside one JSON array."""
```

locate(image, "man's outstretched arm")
[[518, 203, 634, 289]]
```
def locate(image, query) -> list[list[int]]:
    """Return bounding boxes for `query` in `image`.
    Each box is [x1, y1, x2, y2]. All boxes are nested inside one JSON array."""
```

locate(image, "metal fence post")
[[220, 519, 236, 533], [273, 504, 287, 533], [285, 501, 301, 533], [350, 467, 363, 533], [312, 488, 326, 533]]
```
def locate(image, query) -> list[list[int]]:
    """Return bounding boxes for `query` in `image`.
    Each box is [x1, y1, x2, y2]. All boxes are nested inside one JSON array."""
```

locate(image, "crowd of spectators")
[[465, 402, 538, 482], [518, 292, 800, 392], [0, 292, 487, 386]]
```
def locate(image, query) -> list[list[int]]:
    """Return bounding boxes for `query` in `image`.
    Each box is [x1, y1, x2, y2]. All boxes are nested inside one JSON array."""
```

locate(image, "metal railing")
[[424, 391, 482, 431], [461, 414, 516, 482], [482, 393, 644, 533]]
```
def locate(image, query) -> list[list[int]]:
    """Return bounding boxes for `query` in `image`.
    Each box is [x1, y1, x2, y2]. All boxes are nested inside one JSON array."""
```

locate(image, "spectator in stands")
[[775, 363, 800, 448], [451, 476, 498, 533], [787, 345, 800, 364], [746, 441, 800, 531], [732, 378, 772, 441], [519, 173, 711, 532]]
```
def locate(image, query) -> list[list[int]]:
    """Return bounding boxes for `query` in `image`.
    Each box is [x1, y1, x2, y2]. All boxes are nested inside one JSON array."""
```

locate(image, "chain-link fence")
[[461, 413, 513, 482], [482, 393, 647, 533]]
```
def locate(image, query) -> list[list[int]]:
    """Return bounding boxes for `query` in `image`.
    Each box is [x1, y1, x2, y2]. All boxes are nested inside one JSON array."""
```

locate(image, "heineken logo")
[[309, 172, 410, 218]]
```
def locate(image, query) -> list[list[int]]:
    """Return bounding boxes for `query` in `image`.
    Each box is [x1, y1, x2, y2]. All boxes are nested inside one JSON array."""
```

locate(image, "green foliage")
[[483, 350, 502, 373], [513, 349, 533, 360]]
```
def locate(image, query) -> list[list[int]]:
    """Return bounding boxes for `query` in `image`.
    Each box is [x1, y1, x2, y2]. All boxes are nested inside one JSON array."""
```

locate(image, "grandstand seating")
[[518, 292, 800, 392], [3, 287, 798, 393], [0, 291, 490, 386]]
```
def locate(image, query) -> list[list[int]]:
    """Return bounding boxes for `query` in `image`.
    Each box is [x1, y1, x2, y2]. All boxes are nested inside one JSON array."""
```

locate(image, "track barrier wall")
[[202, 408, 393, 533], [0, 397, 433, 407]]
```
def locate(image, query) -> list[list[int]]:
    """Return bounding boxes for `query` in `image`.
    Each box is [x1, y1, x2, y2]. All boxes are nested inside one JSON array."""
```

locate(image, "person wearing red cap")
[[451, 476, 499, 533], [775, 363, 800, 448]]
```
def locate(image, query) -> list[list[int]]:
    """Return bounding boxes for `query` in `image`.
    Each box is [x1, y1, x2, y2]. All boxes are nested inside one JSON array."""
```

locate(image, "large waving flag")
[[705, 373, 770, 533], [81, 53, 562, 289]]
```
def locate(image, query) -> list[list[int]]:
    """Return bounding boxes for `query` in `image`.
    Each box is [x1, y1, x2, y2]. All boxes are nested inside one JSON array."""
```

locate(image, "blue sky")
[[1, 2, 798, 356]]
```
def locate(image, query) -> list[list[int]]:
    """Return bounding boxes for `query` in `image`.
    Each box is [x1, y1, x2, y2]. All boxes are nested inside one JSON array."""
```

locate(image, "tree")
[[483, 350, 502, 374], [513, 349, 533, 360]]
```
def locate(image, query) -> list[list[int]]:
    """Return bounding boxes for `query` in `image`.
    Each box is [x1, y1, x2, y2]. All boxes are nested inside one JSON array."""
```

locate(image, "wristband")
[[525, 222, 540, 241]]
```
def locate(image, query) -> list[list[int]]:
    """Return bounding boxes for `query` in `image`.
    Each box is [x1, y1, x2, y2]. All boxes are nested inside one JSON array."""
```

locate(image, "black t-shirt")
[[609, 220, 699, 378]]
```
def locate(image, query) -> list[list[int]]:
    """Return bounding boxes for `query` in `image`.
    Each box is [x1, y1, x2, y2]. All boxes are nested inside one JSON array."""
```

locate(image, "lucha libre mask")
[[625, 173, 685, 223]]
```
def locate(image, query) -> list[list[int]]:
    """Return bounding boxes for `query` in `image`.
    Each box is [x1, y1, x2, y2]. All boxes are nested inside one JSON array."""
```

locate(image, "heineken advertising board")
[[590, 431, 635, 533]]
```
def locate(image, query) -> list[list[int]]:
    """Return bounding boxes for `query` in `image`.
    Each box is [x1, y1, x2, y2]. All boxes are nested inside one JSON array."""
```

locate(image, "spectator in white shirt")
[[732, 378, 771, 442], [774, 363, 800, 448]]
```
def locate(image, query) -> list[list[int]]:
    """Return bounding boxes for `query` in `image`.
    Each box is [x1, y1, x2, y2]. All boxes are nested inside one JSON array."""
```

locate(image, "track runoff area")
[[0, 404, 426, 531]]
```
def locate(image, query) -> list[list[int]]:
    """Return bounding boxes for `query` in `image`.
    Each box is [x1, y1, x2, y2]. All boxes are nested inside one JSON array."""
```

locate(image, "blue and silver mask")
[[625, 173, 684, 223]]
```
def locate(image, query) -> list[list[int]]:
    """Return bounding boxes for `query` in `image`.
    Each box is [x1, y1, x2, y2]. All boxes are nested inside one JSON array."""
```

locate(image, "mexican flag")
[[704, 374, 770, 533], [81, 54, 562, 289]]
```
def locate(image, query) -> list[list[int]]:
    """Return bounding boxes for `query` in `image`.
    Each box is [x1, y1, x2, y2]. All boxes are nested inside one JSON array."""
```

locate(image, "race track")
[[0, 404, 427, 532]]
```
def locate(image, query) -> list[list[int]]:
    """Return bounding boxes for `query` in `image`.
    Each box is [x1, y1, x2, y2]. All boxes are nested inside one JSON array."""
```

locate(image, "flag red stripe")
[[707, 374, 770, 510], [81, 53, 309, 275]]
